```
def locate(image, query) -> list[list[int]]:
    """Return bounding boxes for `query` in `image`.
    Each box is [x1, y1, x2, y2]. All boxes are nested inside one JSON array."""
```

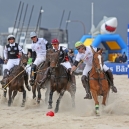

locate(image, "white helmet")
[[7, 35, 15, 40], [30, 32, 37, 38]]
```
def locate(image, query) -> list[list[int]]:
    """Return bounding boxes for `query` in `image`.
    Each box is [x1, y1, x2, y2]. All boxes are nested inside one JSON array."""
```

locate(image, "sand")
[[0, 75, 129, 129]]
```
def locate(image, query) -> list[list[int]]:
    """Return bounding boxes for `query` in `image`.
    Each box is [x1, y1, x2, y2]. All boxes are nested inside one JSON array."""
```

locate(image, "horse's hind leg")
[[45, 84, 50, 105], [12, 91, 18, 103], [21, 89, 26, 107], [48, 90, 54, 109], [8, 88, 12, 107], [69, 87, 76, 108], [55, 89, 65, 113], [102, 92, 108, 106]]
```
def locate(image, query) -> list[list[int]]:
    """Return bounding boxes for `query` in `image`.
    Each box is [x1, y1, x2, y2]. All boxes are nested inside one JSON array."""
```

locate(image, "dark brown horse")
[[89, 46, 110, 115], [48, 50, 76, 113], [1, 54, 29, 107]]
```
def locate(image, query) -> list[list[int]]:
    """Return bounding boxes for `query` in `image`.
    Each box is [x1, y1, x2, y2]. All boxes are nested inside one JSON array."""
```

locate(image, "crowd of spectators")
[[114, 52, 127, 63]]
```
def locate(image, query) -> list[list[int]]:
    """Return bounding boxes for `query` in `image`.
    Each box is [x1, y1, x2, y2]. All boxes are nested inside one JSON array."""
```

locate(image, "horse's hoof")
[[37, 100, 40, 104], [54, 108, 58, 113], [8, 103, 11, 107], [95, 110, 100, 116], [48, 105, 52, 109], [21, 103, 25, 107]]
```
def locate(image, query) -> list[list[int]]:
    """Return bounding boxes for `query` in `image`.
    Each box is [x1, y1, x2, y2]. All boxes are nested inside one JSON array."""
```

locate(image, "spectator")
[[115, 53, 122, 63], [68, 49, 75, 65], [122, 52, 127, 63]]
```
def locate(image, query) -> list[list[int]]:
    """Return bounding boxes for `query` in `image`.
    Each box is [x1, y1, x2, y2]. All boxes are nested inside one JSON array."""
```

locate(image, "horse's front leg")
[[91, 90, 99, 115], [55, 89, 65, 113], [37, 85, 41, 104], [32, 84, 36, 99], [48, 90, 54, 109], [3, 90, 7, 98], [8, 88, 12, 106], [21, 89, 26, 107]]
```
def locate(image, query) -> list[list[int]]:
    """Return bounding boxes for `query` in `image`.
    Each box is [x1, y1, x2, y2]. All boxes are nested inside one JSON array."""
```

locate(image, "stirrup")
[[111, 86, 117, 93], [84, 93, 92, 99]]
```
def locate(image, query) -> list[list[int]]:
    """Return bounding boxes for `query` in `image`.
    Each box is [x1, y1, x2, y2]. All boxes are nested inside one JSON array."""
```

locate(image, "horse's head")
[[49, 50, 60, 68], [20, 53, 28, 67], [90, 46, 103, 73]]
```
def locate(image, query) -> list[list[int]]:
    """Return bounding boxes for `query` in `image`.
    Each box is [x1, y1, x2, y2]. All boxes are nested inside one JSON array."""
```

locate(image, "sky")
[[0, 0, 129, 47]]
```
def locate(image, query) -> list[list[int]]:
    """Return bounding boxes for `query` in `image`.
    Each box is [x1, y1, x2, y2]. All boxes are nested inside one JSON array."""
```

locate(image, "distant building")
[[0, 26, 68, 54]]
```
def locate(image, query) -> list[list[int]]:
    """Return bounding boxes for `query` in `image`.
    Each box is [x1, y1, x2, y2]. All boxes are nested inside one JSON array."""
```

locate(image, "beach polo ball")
[[46, 111, 54, 117]]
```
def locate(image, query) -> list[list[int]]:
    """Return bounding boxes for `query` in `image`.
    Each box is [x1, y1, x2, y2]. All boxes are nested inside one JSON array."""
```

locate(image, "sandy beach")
[[0, 75, 129, 129]]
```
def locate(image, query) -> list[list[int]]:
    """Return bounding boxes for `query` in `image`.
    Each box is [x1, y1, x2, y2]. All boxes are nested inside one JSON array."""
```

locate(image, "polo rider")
[[1, 34, 31, 91], [71, 41, 117, 99], [29, 32, 52, 86], [40, 38, 76, 88]]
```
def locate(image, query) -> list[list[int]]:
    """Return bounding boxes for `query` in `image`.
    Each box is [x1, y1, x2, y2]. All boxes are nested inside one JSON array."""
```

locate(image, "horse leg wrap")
[[81, 75, 92, 99], [105, 69, 117, 93]]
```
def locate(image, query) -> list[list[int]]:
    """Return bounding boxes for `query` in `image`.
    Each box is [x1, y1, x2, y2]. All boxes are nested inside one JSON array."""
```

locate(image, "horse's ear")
[[90, 45, 95, 54]]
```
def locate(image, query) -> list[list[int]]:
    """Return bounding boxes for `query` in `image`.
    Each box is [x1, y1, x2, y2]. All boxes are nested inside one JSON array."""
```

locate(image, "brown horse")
[[48, 50, 76, 113], [89, 46, 110, 115], [31, 49, 52, 104], [1, 54, 29, 107]]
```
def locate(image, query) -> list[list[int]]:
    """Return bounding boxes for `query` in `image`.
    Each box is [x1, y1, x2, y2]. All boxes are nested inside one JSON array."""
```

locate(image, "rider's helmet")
[[7, 35, 15, 40], [51, 38, 59, 44], [75, 41, 85, 49], [30, 32, 37, 38]]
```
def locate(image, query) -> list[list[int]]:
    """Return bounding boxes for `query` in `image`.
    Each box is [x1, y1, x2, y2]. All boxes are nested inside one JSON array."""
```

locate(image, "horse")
[[1, 53, 29, 107], [31, 49, 53, 104], [48, 50, 76, 113], [89, 46, 110, 115]]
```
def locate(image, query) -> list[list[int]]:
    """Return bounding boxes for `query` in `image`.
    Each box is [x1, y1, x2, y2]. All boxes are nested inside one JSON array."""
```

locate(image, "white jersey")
[[31, 38, 48, 57], [75, 46, 97, 66]]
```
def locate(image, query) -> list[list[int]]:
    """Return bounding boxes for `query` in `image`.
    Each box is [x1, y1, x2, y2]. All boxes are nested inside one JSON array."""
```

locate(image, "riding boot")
[[1, 69, 9, 87], [29, 64, 36, 86], [81, 75, 92, 99], [105, 69, 117, 93], [68, 68, 76, 87], [24, 71, 31, 91]]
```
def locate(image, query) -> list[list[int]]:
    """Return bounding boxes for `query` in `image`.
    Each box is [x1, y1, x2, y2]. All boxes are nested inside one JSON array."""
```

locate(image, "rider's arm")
[[4, 45, 8, 60], [18, 45, 23, 56], [46, 42, 52, 49]]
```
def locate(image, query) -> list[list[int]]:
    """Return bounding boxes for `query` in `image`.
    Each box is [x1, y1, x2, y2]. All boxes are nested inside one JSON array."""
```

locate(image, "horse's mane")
[[10, 65, 24, 75]]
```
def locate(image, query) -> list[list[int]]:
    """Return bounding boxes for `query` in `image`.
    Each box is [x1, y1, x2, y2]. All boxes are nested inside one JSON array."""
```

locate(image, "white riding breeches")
[[6, 58, 20, 71], [61, 61, 72, 69], [25, 64, 31, 75], [33, 55, 46, 66], [83, 64, 109, 76]]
